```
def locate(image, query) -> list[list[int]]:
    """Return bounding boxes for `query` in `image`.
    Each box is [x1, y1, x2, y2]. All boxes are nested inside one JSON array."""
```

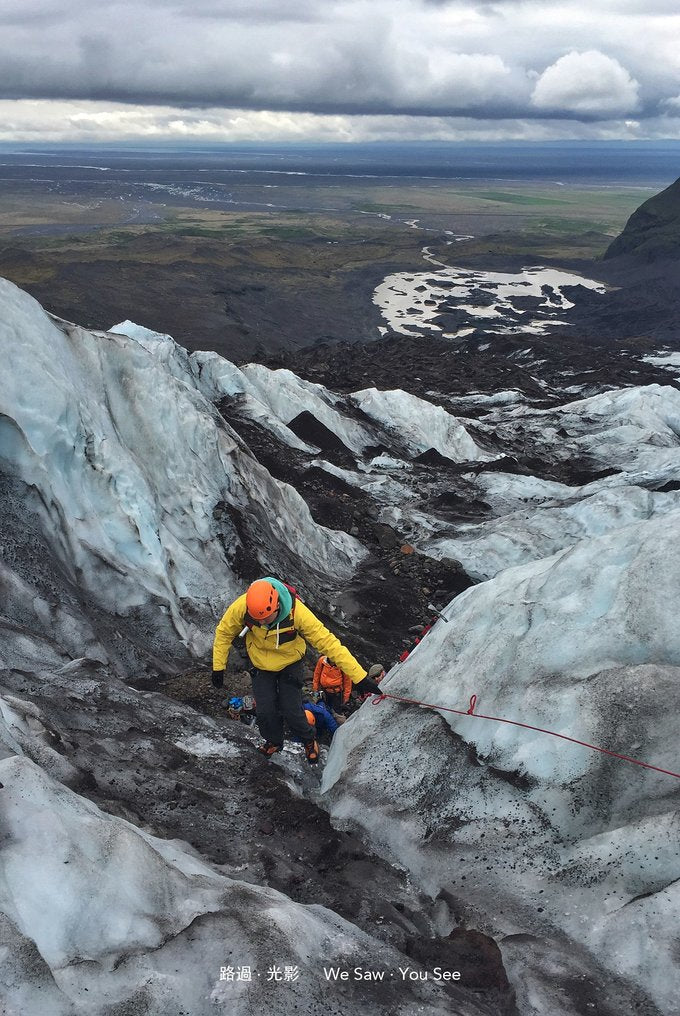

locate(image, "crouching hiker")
[[302, 697, 339, 741], [211, 577, 381, 765]]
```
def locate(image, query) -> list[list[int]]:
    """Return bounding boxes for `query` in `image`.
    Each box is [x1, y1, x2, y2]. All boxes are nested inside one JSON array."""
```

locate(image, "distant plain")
[[0, 142, 677, 358]]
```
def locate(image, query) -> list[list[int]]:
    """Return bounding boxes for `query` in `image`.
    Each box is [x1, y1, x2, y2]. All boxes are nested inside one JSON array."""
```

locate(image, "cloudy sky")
[[1, 0, 679, 142]]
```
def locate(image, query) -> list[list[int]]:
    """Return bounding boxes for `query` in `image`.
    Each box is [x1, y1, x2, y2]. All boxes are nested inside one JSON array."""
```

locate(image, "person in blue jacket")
[[301, 697, 339, 740]]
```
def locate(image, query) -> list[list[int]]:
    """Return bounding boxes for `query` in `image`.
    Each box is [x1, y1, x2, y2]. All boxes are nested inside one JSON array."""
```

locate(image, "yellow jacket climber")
[[213, 585, 366, 680], [211, 577, 381, 764]]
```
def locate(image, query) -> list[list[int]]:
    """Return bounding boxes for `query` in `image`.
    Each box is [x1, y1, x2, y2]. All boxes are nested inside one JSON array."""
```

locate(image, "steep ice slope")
[[0, 280, 365, 672], [322, 511, 680, 1015]]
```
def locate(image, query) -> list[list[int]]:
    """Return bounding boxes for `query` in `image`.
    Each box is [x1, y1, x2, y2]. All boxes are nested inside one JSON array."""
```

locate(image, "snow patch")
[[173, 733, 238, 758], [374, 264, 605, 338]]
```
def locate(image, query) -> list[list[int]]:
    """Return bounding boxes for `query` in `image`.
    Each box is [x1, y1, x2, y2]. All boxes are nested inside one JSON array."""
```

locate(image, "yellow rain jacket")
[[213, 593, 367, 682]]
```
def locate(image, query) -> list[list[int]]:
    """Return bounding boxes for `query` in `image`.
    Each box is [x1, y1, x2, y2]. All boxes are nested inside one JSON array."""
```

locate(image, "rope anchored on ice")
[[371, 691, 680, 781]]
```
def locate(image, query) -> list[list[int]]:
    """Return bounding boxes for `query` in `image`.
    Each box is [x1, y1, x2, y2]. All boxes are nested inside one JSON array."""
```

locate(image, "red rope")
[[371, 691, 680, 781]]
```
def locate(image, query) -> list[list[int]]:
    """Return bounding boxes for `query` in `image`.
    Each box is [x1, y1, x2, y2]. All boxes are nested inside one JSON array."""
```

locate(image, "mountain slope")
[[604, 175, 680, 261]]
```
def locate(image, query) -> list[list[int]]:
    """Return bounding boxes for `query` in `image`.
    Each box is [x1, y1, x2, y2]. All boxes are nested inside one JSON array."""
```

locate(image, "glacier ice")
[[0, 754, 459, 1015], [351, 387, 494, 463], [3, 273, 680, 1014], [191, 350, 376, 454], [417, 383, 680, 579], [476, 383, 680, 484], [425, 485, 679, 580], [322, 511, 680, 1014], [0, 280, 366, 671]]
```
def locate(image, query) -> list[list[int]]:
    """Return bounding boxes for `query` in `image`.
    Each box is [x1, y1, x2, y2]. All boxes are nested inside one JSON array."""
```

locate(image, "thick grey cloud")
[[0, 0, 677, 135], [1, 97, 679, 144]]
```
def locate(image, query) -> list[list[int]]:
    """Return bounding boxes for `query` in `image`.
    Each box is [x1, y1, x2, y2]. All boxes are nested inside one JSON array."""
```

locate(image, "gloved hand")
[[211, 670, 225, 688], [356, 676, 382, 696]]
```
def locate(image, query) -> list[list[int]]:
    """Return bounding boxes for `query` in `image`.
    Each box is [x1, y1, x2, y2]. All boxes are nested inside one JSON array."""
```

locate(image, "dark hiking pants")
[[251, 660, 316, 746]]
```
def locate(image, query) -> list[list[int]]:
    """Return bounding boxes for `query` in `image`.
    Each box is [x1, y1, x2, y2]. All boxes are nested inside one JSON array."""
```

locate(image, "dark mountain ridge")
[[605, 174, 680, 262]]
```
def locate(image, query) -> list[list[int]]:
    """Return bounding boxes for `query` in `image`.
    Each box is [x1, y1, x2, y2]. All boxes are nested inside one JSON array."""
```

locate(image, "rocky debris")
[[427, 488, 491, 523], [337, 550, 471, 665], [287, 410, 353, 456], [406, 929, 518, 1015], [159, 666, 255, 720], [280, 323, 678, 407]]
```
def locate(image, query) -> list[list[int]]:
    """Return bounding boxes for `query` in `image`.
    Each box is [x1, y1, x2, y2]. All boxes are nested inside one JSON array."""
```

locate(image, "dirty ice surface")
[[0, 751, 459, 1016], [323, 509, 680, 1016], [422, 384, 680, 578]]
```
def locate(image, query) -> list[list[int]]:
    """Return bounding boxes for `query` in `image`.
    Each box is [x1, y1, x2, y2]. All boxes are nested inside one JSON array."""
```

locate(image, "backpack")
[[314, 657, 352, 702], [283, 582, 299, 617], [319, 660, 344, 694]]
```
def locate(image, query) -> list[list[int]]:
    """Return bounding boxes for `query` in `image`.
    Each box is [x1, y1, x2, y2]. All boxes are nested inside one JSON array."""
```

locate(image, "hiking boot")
[[257, 741, 282, 758], [304, 739, 320, 765]]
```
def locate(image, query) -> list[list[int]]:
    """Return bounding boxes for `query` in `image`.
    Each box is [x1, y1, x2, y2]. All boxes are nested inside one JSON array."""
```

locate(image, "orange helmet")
[[246, 579, 279, 623], [304, 709, 316, 727]]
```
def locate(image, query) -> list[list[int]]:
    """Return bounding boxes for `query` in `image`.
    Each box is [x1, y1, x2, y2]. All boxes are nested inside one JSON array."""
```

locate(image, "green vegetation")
[[474, 190, 573, 207], [170, 226, 232, 238], [350, 200, 419, 213], [534, 216, 610, 235], [107, 231, 147, 244], [0, 175, 652, 356], [254, 224, 321, 240]]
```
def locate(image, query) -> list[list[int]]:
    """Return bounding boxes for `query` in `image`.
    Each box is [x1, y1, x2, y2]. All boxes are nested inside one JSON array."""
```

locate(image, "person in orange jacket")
[[313, 656, 353, 715], [211, 576, 381, 764], [314, 657, 386, 717]]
